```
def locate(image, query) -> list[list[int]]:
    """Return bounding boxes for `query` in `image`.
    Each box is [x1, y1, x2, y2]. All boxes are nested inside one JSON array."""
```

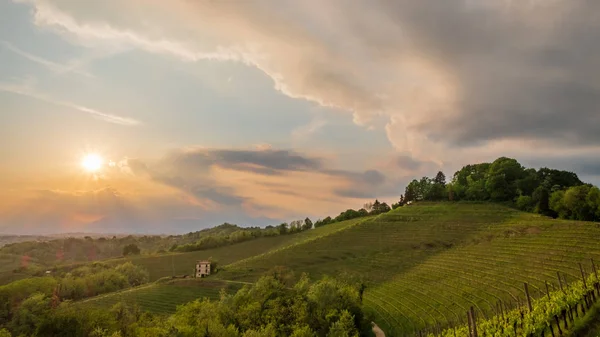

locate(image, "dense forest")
[[402, 157, 600, 221], [0, 270, 368, 337]]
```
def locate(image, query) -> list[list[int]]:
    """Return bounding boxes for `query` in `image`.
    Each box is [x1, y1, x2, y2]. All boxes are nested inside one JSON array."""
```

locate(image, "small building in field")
[[196, 260, 211, 278]]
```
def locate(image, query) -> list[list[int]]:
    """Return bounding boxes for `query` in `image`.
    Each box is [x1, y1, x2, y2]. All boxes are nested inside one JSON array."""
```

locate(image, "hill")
[[111, 216, 371, 281], [214, 202, 600, 336], [67, 202, 600, 336]]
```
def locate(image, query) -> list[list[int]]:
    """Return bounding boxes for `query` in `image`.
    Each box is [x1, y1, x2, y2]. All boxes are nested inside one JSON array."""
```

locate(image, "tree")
[[485, 157, 526, 201], [122, 244, 140, 256], [278, 223, 289, 235], [434, 171, 446, 186], [404, 180, 419, 202], [363, 202, 373, 212], [303, 218, 313, 231], [516, 195, 534, 212]]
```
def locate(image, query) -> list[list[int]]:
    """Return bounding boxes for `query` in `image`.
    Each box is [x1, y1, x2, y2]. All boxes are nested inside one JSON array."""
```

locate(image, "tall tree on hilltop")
[[303, 217, 313, 230], [371, 200, 381, 214], [434, 171, 447, 186], [405, 180, 418, 202]]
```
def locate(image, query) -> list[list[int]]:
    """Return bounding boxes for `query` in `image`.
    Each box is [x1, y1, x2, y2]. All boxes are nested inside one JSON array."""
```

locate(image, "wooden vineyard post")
[[558, 271, 564, 293], [524, 283, 533, 313], [470, 306, 478, 337], [545, 281, 551, 299], [467, 309, 473, 337], [580, 262, 587, 289], [592, 258, 599, 281], [554, 314, 563, 336]]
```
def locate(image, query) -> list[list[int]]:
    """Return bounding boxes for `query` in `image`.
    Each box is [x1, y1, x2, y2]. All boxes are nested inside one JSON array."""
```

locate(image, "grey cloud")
[[210, 149, 322, 172], [396, 155, 424, 171], [133, 148, 324, 207], [377, 0, 600, 147], [163, 148, 322, 176], [327, 169, 401, 200]]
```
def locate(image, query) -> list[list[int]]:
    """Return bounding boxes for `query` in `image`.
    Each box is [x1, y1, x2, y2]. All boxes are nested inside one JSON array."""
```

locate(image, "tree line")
[[173, 199, 398, 253], [0, 272, 368, 337], [0, 262, 149, 328], [403, 156, 600, 221]]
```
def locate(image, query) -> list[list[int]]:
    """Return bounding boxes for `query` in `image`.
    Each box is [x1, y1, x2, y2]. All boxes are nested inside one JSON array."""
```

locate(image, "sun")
[[81, 153, 103, 172]]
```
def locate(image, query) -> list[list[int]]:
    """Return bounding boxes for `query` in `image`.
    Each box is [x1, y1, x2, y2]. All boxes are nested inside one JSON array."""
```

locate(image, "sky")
[[0, 0, 599, 235]]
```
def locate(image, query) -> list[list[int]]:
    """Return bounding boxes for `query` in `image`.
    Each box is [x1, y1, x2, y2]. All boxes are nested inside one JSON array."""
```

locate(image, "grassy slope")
[[108, 216, 372, 282], [216, 203, 600, 336], [76, 279, 244, 315]]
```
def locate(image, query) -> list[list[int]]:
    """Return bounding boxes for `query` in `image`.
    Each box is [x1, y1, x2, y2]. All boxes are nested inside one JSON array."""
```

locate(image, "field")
[[215, 203, 600, 336], [76, 279, 244, 315]]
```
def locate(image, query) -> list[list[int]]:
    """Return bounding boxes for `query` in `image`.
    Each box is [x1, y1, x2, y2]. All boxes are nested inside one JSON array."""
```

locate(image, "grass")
[[76, 279, 244, 315]]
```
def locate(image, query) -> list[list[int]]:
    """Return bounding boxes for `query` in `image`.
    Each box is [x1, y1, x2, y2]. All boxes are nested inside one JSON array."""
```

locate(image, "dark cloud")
[[161, 148, 321, 175], [327, 169, 402, 200], [210, 149, 322, 172], [136, 148, 394, 207], [374, 0, 600, 147], [396, 155, 425, 171]]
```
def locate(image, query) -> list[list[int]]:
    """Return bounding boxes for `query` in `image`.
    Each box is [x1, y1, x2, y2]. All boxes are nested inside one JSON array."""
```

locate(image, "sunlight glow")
[[81, 153, 103, 172]]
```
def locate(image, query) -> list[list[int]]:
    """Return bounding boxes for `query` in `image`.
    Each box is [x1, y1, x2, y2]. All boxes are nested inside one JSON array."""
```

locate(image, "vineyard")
[[430, 269, 600, 336], [76, 279, 243, 315], [213, 203, 600, 336]]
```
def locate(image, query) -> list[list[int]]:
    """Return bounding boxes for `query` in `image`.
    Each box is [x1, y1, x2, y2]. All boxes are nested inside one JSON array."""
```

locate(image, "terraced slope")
[[76, 279, 244, 315], [216, 203, 600, 336]]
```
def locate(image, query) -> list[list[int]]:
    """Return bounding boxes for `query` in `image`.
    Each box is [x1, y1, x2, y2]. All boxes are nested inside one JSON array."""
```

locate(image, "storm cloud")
[[21, 0, 600, 159]]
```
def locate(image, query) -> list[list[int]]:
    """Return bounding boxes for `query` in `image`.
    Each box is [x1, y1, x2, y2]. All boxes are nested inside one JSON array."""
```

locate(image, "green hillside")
[[215, 202, 600, 336], [110, 216, 370, 281], [74, 217, 369, 314], [76, 279, 244, 315], [70, 202, 600, 336]]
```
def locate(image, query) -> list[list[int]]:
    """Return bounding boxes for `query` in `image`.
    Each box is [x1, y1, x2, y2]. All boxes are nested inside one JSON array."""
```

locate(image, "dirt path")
[[371, 322, 385, 337]]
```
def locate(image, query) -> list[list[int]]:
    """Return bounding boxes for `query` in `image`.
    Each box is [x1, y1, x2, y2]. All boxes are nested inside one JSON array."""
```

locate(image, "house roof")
[[197, 260, 211, 264]]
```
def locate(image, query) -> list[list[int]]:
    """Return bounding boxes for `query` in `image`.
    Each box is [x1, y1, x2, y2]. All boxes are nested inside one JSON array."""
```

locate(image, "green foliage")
[[549, 185, 600, 221], [440, 157, 592, 221], [11, 275, 367, 337], [122, 244, 141, 256], [0, 262, 149, 328], [515, 195, 534, 211], [0, 328, 10, 337]]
